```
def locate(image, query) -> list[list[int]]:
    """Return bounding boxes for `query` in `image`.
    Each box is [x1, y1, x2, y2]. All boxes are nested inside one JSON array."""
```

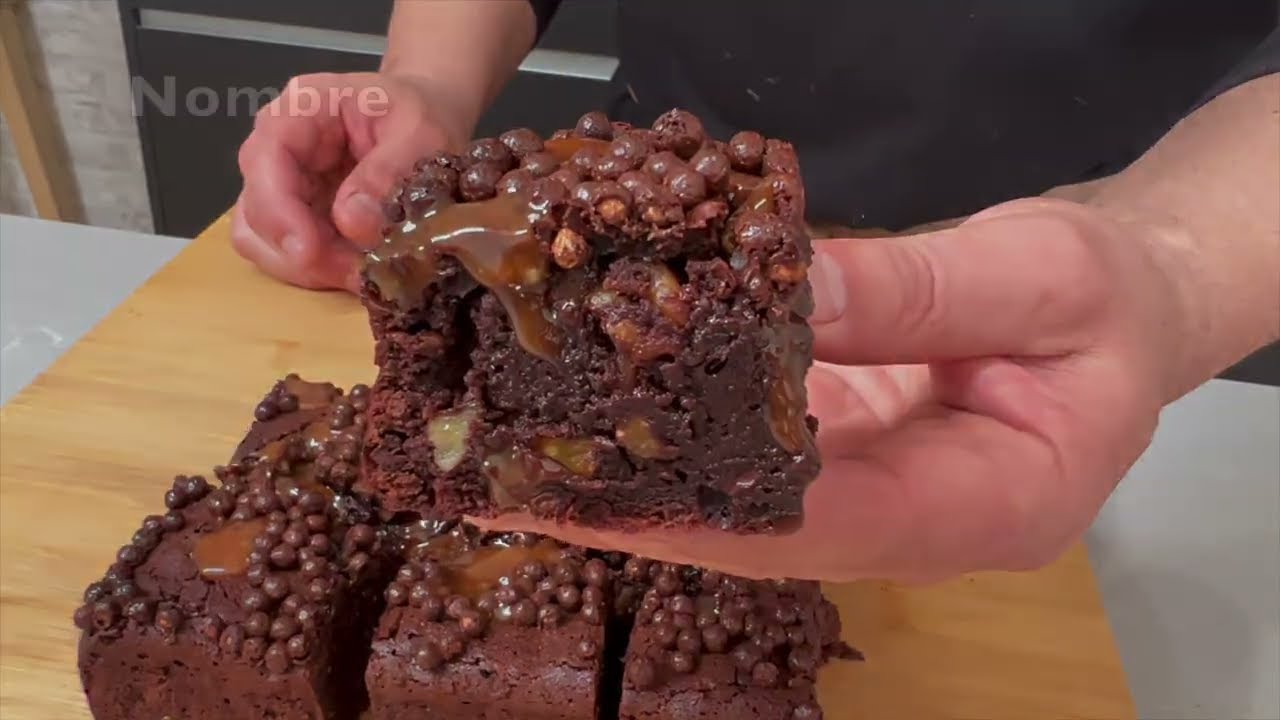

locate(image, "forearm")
[[381, 0, 538, 139], [1092, 74, 1280, 399]]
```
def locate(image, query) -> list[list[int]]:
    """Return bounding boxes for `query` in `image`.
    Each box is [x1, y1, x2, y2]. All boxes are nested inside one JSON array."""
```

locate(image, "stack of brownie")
[[361, 108, 819, 532], [76, 110, 857, 720]]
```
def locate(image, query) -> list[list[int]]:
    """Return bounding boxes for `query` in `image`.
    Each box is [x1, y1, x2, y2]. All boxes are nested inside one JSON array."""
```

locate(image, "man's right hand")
[[232, 72, 469, 292]]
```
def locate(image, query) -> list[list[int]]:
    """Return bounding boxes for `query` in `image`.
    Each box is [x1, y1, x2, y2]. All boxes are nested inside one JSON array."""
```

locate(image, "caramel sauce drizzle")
[[193, 518, 267, 578], [746, 183, 777, 213], [726, 171, 777, 213], [192, 379, 357, 580], [726, 172, 758, 206], [417, 535, 564, 600], [247, 390, 359, 519], [255, 419, 351, 502], [274, 467, 336, 504], [543, 137, 609, 162], [365, 192, 561, 360], [303, 420, 347, 456], [282, 376, 338, 409]]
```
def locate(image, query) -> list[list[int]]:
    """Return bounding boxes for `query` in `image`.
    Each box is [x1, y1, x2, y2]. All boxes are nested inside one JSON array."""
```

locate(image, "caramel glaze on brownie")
[[74, 376, 859, 720], [366, 523, 615, 720], [75, 377, 394, 720], [359, 108, 820, 532], [363, 532, 858, 720]]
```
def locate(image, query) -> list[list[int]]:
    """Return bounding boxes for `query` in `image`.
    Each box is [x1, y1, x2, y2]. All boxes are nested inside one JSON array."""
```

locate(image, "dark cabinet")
[[119, 0, 619, 238]]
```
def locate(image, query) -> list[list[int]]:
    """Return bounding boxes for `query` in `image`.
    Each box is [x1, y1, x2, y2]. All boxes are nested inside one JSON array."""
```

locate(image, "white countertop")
[[2, 214, 1277, 718], [0, 214, 186, 404]]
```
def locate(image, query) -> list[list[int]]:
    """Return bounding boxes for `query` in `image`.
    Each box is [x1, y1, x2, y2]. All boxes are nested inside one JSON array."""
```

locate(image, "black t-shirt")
[[534, 1, 1278, 229]]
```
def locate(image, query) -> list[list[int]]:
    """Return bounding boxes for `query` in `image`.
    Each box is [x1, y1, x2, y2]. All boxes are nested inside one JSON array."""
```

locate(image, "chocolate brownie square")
[[76, 379, 392, 720], [365, 524, 611, 720], [616, 561, 856, 720], [359, 108, 820, 532]]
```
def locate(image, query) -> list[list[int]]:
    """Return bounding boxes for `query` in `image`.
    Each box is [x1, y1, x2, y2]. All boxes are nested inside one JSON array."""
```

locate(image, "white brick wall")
[[0, 0, 153, 232]]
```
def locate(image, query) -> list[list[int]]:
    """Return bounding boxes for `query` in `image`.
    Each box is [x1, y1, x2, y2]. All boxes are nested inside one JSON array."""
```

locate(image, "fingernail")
[[809, 247, 847, 325], [342, 192, 382, 222]]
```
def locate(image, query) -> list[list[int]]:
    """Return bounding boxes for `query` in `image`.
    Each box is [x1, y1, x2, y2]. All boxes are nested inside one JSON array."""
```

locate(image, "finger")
[[231, 194, 360, 291], [807, 362, 932, 431], [252, 73, 353, 173], [467, 513, 835, 581], [808, 203, 1111, 365], [936, 352, 1158, 530], [236, 74, 358, 250], [237, 128, 363, 290], [229, 198, 287, 274], [805, 362, 935, 458], [333, 106, 452, 247], [237, 133, 326, 249]]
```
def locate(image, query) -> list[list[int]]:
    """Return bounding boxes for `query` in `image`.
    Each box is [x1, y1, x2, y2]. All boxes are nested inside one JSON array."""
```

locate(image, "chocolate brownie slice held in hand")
[[359, 109, 820, 534]]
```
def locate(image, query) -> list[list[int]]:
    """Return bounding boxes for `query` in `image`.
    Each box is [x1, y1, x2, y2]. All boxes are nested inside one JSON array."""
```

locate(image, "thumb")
[[808, 204, 1107, 365], [333, 110, 452, 247]]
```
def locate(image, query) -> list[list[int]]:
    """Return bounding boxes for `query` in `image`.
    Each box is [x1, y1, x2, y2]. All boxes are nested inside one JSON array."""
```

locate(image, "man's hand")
[[482, 76, 1277, 583], [231, 72, 468, 292], [231, 0, 541, 292], [477, 198, 1189, 582]]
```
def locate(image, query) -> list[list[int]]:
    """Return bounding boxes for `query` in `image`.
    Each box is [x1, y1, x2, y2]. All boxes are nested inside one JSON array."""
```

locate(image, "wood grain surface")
[[0, 215, 1135, 719]]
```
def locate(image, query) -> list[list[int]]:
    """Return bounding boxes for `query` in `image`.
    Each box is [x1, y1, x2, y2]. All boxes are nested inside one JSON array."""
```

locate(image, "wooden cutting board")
[[0, 216, 1135, 719]]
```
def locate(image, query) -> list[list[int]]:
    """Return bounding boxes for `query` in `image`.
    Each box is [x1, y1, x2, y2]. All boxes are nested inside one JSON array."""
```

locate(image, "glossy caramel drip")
[[420, 537, 565, 600], [274, 467, 334, 503], [543, 137, 609, 162], [365, 193, 560, 360], [193, 518, 268, 578], [282, 376, 338, 409], [726, 171, 777, 213], [303, 420, 347, 455], [765, 324, 815, 454], [745, 182, 777, 213], [404, 518, 455, 550], [257, 414, 354, 501], [482, 447, 572, 509], [727, 172, 760, 206], [258, 438, 289, 464]]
